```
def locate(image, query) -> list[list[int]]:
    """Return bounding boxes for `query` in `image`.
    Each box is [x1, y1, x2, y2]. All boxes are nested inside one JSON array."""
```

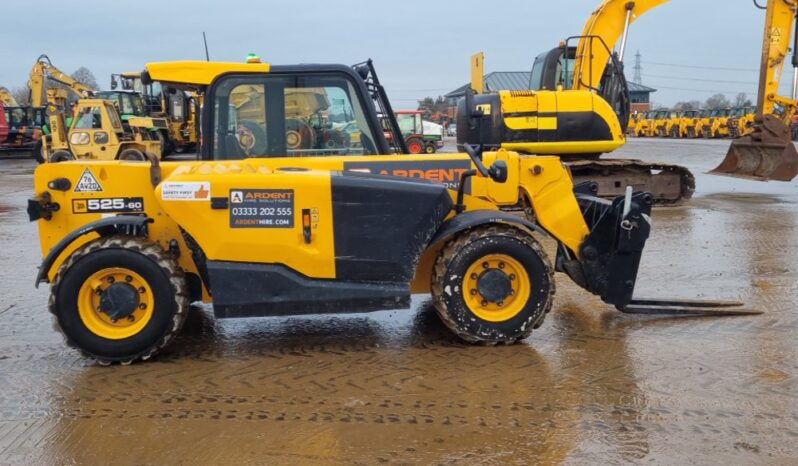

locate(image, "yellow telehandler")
[[27, 57, 753, 364]]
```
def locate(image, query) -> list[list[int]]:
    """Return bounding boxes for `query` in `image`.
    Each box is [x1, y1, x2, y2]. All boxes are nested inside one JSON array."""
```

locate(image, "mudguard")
[[35, 216, 152, 287], [428, 209, 548, 250]]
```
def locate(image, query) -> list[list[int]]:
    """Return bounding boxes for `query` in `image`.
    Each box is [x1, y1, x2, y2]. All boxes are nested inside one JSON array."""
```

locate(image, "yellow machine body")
[[494, 89, 626, 155], [32, 152, 588, 296]]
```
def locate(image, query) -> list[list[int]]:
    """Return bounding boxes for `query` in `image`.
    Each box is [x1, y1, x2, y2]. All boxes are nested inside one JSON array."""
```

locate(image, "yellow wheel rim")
[[462, 254, 530, 322], [77, 267, 154, 340]]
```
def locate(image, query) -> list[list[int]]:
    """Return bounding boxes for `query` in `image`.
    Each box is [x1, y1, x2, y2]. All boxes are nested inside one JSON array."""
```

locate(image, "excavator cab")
[[529, 39, 630, 132]]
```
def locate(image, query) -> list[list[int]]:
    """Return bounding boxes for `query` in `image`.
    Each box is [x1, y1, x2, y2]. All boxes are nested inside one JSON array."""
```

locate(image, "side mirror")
[[110, 75, 118, 90], [489, 160, 508, 183], [463, 143, 507, 183]]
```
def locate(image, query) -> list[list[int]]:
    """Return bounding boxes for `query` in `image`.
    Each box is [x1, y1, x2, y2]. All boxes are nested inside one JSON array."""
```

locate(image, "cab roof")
[[144, 60, 272, 87]]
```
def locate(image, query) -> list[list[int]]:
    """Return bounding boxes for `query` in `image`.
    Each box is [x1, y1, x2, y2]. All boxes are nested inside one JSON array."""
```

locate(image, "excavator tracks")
[[565, 159, 696, 206]]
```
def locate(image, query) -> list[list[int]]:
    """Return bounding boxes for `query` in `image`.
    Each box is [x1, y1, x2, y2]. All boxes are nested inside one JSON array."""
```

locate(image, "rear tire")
[[431, 225, 554, 344], [49, 236, 188, 364], [118, 148, 146, 161], [406, 137, 424, 154]]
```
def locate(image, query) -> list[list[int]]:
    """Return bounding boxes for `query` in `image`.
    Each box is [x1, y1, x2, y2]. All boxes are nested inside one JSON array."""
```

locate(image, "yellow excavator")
[[29, 55, 164, 162], [458, 0, 798, 203], [713, 0, 798, 181], [458, 0, 694, 205]]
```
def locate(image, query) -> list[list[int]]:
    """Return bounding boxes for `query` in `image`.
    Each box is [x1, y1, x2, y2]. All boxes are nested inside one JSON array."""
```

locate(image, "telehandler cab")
[[28, 59, 754, 364]]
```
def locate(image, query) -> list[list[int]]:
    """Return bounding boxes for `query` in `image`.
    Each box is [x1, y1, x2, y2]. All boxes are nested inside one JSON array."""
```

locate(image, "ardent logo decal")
[[343, 160, 472, 191]]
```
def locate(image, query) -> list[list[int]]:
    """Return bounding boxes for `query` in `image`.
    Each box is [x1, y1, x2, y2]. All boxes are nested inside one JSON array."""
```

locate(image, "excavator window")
[[210, 73, 378, 160]]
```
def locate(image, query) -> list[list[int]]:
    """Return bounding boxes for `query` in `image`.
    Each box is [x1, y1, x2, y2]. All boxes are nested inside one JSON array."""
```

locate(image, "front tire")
[[431, 225, 554, 344], [50, 150, 74, 162], [49, 236, 188, 364], [118, 148, 146, 161]]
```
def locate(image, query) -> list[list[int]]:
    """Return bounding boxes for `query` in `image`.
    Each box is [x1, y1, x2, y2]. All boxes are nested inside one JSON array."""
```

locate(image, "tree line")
[[662, 92, 753, 111]]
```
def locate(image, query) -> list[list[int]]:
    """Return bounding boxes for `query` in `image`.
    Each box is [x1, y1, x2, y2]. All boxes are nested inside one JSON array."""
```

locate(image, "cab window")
[[211, 73, 377, 159], [74, 106, 103, 129]]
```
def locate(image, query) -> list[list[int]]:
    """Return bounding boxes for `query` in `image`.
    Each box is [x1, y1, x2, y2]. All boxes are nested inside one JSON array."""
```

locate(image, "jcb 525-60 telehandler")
[[28, 58, 753, 364]]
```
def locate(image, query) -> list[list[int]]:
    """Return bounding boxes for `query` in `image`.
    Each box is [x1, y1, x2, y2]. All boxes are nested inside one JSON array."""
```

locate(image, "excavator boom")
[[573, 0, 670, 91], [0, 87, 19, 107]]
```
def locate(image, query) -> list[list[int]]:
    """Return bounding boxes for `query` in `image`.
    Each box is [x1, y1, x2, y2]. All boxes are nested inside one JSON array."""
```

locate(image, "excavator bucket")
[[710, 114, 798, 181]]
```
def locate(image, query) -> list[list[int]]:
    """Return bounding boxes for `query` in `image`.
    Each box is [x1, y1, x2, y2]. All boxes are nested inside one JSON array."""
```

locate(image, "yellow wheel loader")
[[664, 111, 682, 138], [27, 58, 752, 364], [29, 55, 163, 163], [678, 110, 700, 138], [705, 108, 731, 138]]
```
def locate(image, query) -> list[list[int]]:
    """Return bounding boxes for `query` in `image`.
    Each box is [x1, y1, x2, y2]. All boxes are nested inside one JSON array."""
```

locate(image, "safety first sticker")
[[161, 181, 211, 201], [230, 189, 294, 228]]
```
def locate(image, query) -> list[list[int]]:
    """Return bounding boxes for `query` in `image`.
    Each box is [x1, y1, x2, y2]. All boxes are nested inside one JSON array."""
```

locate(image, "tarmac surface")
[[0, 138, 796, 465]]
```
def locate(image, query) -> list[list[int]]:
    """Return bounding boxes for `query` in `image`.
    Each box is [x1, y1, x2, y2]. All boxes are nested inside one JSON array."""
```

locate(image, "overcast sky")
[[1, 0, 788, 108]]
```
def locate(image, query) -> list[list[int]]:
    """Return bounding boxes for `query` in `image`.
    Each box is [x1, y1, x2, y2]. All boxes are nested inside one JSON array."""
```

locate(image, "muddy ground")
[[0, 138, 796, 465]]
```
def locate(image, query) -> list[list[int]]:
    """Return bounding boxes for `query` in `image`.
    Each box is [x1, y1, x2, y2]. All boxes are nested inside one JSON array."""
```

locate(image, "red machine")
[[0, 103, 9, 143]]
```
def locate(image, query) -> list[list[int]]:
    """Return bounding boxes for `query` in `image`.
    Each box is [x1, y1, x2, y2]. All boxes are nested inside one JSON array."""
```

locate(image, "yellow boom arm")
[[28, 55, 95, 107], [756, 0, 798, 121], [572, 0, 670, 91], [0, 87, 18, 106]]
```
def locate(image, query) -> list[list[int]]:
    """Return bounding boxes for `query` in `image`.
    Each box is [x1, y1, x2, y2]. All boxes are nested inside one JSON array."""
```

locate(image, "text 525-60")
[[88, 199, 143, 211], [231, 207, 292, 216]]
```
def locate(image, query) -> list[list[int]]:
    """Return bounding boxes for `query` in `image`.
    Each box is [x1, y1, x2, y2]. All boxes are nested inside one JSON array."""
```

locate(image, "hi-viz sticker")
[[229, 189, 294, 228], [74, 168, 103, 192]]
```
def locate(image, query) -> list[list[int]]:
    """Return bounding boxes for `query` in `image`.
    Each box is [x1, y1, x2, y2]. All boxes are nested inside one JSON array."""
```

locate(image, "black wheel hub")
[[99, 283, 140, 320], [477, 269, 513, 303]]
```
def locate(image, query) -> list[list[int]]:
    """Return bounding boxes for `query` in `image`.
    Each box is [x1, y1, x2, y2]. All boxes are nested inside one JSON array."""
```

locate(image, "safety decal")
[[74, 168, 103, 193], [161, 181, 211, 201], [72, 197, 144, 214], [230, 189, 294, 228]]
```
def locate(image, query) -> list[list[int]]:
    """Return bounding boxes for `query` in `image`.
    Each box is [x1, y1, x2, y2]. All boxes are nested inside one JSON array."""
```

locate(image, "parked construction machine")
[[382, 110, 444, 154], [1, 86, 47, 158], [111, 72, 198, 154], [678, 109, 700, 138], [712, 0, 798, 181], [456, 1, 696, 205], [29, 55, 163, 162], [0, 102, 8, 142], [27, 56, 754, 364]]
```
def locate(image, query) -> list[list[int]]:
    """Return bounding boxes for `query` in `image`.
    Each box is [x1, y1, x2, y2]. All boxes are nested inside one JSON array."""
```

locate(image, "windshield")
[[211, 73, 378, 158]]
